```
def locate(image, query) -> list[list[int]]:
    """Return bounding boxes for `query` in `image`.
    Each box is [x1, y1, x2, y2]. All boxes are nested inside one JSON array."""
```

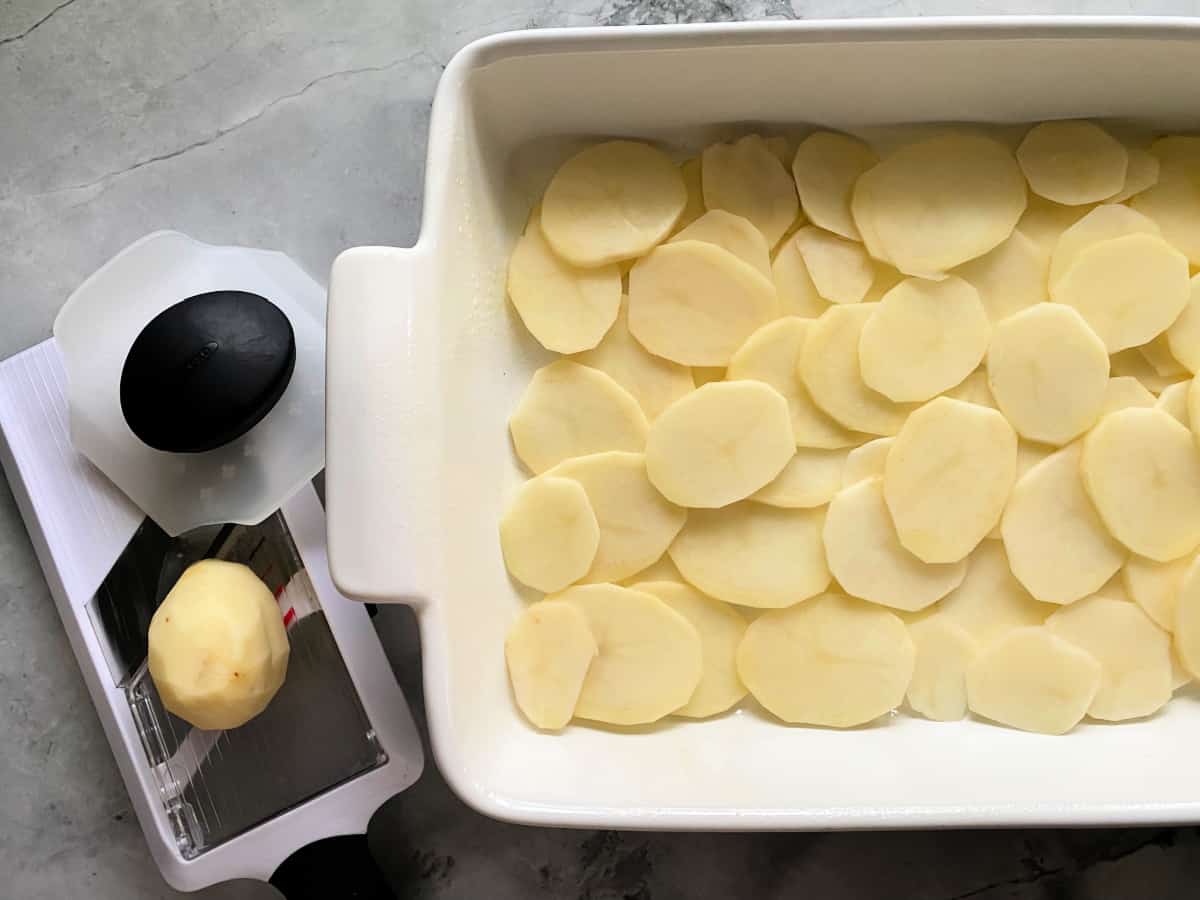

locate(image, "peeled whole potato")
[[791, 131, 878, 241], [505, 601, 598, 730], [148, 560, 289, 731], [1016, 120, 1129, 206]]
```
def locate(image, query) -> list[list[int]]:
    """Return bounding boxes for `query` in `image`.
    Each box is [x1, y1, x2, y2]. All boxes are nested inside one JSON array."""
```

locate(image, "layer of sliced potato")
[[1157, 379, 1190, 425], [792, 226, 874, 304], [1017, 194, 1095, 258], [1107, 146, 1160, 203], [751, 447, 847, 508], [670, 209, 771, 278], [1139, 333, 1188, 378], [945, 369, 996, 409], [672, 157, 705, 235], [1130, 161, 1200, 265], [1110, 346, 1188, 394], [1101, 376, 1156, 415], [1048, 203, 1160, 290], [842, 437, 893, 487], [935, 541, 1054, 644], [791, 131, 877, 240], [1174, 556, 1200, 679], [906, 619, 978, 721], [771, 236, 830, 318], [669, 503, 830, 609], [737, 593, 915, 726], [1016, 120, 1128, 206], [499, 476, 600, 592], [619, 553, 685, 586], [1166, 275, 1200, 373], [702, 134, 799, 247], [505, 601, 597, 730], [953, 229, 1048, 324]]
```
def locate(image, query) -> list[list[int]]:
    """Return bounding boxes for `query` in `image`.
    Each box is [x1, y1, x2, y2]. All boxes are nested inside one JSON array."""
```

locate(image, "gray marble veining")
[[5, 1, 1200, 897]]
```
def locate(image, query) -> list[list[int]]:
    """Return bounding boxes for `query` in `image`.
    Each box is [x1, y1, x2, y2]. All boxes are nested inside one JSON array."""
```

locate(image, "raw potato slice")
[[1157, 379, 1191, 425], [645, 380, 794, 508], [906, 619, 978, 721], [547, 452, 686, 584], [792, 226, 874, 304], [842, 437, 893, 486], [965, 627, 1101, 734], [1122, 551, 1195, 631], [702, 134, 799, 247], [1082, 407, 1200, 562], [1131, 163, 1200, 265], [693, 366, 725, 386], [800, 305, 918, 436], [1101, 376, 1156, 415], [726, 317, 862, 449], [635, 580, 747, 718], [553, 584, 701, 725], [509, 360, 648, 474], [671, 157, 705, 235], [1172, 648, 1193, 689], [1050, 233, 1190, 353], [986, 304, 1109, 445], [1139, 333, 1188, 378], [752, 448, 847, 508], [507, 207, 621, 353], [862, 262, 906, 304], [575, 298, 694, 420], [504, 601, 597, 730], [1111, 347, 1187, 395], [1048, 203, 1160, 290], [1002, 443, 1126, 605], [736, 593, 915, 727], [1018, 195, 1096, 258], [945, 369, 996, 408], [670, 209, 771, 278], [859, 276, 991, 403], [669, 503, 830, 609], [792, 131, 878, 240], [1106, 146, 1160, 202], [884, 398, 1017, 564], [619, 553, 684, 586], [1017, 121, 1128, 205], [771, 236, 830, 318], [825, 477, 967, 612], [499, 476, 600, 592], [1174, 556, 1200, 678], [953, 230, 1049, 324], [1166, 275, 1200, 373], [1046, 594, 1172, 720], [936, 541, 1053, 644], [851, 133, 1027, 276], [541, 140, 687, 266], [627, 239, 778, 366], [765, 135, 793, 168]]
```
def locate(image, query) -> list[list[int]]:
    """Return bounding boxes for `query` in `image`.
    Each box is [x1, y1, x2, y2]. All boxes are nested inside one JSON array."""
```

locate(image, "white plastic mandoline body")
[[326, 19, 1200, 830]]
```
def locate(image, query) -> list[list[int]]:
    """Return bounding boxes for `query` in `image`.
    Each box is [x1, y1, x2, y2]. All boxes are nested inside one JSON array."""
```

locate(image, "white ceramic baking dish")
[[326, 18, 1200, 829]]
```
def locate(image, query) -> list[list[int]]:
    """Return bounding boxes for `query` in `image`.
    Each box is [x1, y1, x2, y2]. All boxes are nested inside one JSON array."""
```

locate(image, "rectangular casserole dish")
[[326, 18, 1200, 829]]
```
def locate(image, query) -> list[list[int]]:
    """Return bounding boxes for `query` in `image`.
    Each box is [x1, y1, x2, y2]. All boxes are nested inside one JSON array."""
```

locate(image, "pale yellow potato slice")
[[627, 239, 778, 366], [507, 206, 621, 353], [1123, 551, 1197, 631], [574, 298, 694, 420], [906, 619, 978, 721], [770, 235, 830, 318], [1106, 146, 1160, 202], [1047, 203, 1161, 290], [671, 157, 705, 235], [965, 627, 1101, 734], [842, 437, 893, 486], [548, 452, 686, 584], [692, 366, 725, 387], [986, 304, 1109, 445], [884, 397, 1017, 564], [1156, 379, 1191, 426], [945, 369, 996, 409], [1082, 407, 1200, 562], [953, 229, 1049, 324], [1172, 648, 1193, 690], [764, 135, 793, 168], [1131, 162, 1200, 265], [669, 503, 830, 609], [851, 133, 1027, 276], [670, 209, 771, 279], [1051, 232, 1190, 353], [736, 593, 914, 727], [1100, 376, 1156, 415], [635, 580, 747, 718], [751, 447, 847, 508], [935, 541, 1054, 644], [862, 262, 906, 304], [645, 380, 794, 508], [792, 131, 878, 241], [726, 317, 862, 449], [1166, 275, 1200, 373], [619, 553, 684, 586], [825, 477, 967, 612], [504, 601, 597, 730], [541, 140, 687, 266], [1001, 443, 1126, 605], [1174, 555, 1200, 679], [553, 584, 701, 725], [1110, 347, 1188, 395], [1017, 121, 1128, 205], [1046, 593, 1172, 720], [510, 360, 648, 474], [799, 305, 918, 435], [792, 226, 874, 304], [1017, 195, 1095, 258], [702, 134, 800, 247], [859, 276, 991, 403], [499, 476, 600, 592], [1139, 333, 1188, 378]]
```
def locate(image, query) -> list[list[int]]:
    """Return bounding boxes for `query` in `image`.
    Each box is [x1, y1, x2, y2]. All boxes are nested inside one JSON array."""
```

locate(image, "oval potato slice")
[[965, 627, 1101, 734], [945, 369, 997, 409], [670, 209, 771, 278], [499, 476, 599, 592], [770, 235, 830, 318], [859, 276, 992, 403], [935, 541, 1054, 644], [1111, 346, 1188, 395], [884, 397, 1017, 564], [1138, 333, 1188, 378], [792, 226, 874, 304], [702, 134, 800, 248], [736, 593, 915, 727], [1157, 378, 1191, 426], [825, 477, 967, 612], [1016, 120, 1128, 205], [1173, 556, 1200, 679], [1048, 203, 1160, 290], [505, 601, 598, 730], [1106, 146, 1160, 203], [906, 619, 978, 722], [1018, 194, 1096, 258], [1081, 407, 1200, 562], [791, 131, 877, 240], [635, 580, 747, 718], [628, 239, 778, 366], [669, 502, 830, 609], [751, 447, 847, 508], [510, 360, 648, 474], [953, 229, 1049, 324], [1131, 162, 1200, 265], [542, 140, 687, 266], [619, 553, 685, 586], [1166, 274, 1200, 373], [646, 380, 794, 508], [1101, 376, 1156, 415], [842, 437, 893, 487], [670, 157, 705, 235], [986, 304, 1109, 445]]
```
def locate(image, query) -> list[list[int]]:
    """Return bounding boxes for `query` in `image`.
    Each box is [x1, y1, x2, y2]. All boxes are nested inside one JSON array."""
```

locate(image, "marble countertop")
[[5, 1, 1200, 897]]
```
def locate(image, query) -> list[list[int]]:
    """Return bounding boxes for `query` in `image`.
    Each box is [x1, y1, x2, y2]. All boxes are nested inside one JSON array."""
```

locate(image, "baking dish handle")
[[325, 245, 432, 605]]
